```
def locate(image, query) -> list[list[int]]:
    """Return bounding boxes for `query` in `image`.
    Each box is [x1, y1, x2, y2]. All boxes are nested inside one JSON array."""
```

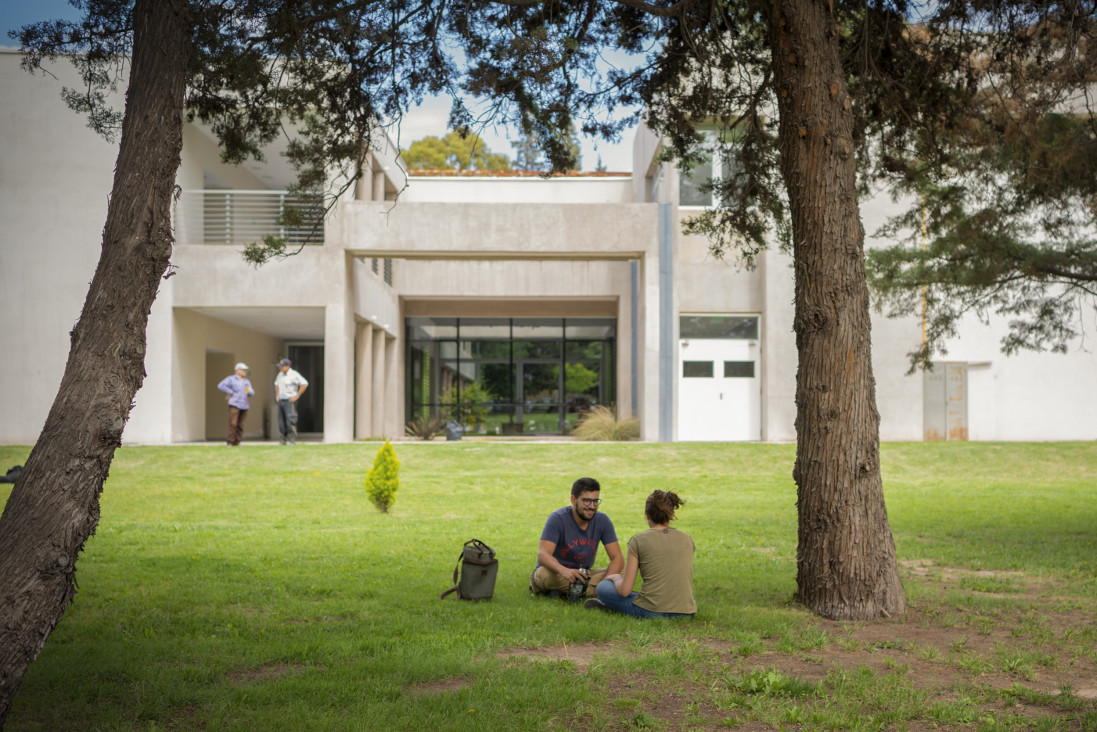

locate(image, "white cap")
[[235, 362, 249, 371]]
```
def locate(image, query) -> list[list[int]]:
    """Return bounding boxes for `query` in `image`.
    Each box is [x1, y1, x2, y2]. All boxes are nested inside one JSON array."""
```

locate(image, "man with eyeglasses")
[[530, 477, 624, 599]]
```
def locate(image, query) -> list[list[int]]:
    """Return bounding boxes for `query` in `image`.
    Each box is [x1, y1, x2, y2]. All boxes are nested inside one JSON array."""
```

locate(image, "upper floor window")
[[677, 129, 743, 208]]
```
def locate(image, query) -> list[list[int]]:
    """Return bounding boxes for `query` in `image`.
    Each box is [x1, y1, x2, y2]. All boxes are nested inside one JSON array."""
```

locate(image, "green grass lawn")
[[1, 441, 1096, 730]]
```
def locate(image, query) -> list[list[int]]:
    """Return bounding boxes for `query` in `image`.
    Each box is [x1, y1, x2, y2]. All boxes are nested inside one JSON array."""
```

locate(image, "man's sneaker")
[[584, 598, 607, 611]]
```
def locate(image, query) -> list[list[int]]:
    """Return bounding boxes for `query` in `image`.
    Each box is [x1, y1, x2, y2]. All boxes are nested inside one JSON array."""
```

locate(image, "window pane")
[[679, 159, 713, 206], [563, 362, 600, 400], [680, 315, 759, 339], [438, 355, 460, 402], [438, 341, 459, 359], [457, 318, 510, 339], [516, 340, 561, 359], [522, 363, 559, 403], [483, 404, 520, 436], [724, 361, 755, 378], [480, 362, 514, 402], [407, 317, 457, 339], [683, 361, 714, 378], [566, 340, 603, 360], [407, 344, 431, 409], [468, 340, 511, 359], [512, 319, 563, 339], [565, 319, 615, 339]]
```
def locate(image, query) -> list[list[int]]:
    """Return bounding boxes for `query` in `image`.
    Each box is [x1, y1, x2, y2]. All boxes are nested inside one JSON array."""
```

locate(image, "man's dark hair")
[[571, 477, 600, 498]]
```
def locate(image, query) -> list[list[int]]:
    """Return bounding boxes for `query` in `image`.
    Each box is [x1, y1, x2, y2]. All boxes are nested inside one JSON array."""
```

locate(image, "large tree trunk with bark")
[[0, 0, 190, 722], [767, 0, 907, 620]]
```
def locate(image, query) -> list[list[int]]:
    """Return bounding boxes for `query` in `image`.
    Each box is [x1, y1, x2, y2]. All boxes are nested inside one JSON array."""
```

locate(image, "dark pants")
[[227, 406, 247, 446], [277, 400, 297, 443]]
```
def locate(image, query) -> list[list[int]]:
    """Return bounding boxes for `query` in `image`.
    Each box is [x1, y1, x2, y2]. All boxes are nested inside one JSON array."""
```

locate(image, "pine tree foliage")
[[458, 1, 1097, 359], [365, 441, 400, 514], [510, 123, 582, 171], [864, 2, 1097, 364]]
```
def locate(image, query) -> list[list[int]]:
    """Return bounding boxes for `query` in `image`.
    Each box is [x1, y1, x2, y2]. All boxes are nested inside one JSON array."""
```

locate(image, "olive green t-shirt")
[[627, 527, 697, 614]]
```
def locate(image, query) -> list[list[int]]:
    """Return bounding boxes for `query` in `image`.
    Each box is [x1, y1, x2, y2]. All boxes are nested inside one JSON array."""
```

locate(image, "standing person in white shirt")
[[274, 358, 309, 445]]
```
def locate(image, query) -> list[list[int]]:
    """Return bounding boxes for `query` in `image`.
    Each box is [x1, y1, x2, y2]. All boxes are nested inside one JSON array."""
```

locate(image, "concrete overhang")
[[402, 297, 618, 317], [186, 306, 325, 341]]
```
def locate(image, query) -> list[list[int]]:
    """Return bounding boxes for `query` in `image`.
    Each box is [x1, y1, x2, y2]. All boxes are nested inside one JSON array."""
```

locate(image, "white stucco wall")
[[0, 51, 119, 444], [940, 310, 1097, 441]]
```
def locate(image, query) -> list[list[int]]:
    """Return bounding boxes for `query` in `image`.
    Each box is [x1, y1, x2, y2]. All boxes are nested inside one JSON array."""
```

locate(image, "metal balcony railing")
[[174, 189, 324, 246]]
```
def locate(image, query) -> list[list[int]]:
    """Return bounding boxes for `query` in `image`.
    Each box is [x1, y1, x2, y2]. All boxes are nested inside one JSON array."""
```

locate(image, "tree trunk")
[[767, 0, 907, 620], [0, 0, 190, 722]]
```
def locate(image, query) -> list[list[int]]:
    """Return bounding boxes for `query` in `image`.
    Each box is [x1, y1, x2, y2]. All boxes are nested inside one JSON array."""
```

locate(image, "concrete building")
[[3, 48, 1096, 445]]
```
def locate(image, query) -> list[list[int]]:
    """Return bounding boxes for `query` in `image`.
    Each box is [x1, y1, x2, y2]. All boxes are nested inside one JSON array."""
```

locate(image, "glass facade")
[[406, 317, 616, 436]]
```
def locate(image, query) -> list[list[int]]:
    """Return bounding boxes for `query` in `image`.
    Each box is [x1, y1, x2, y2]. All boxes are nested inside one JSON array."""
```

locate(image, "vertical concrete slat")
[[658, 202, 675, 442], [371, 327, 385, 438], [324, 302, 355, 443], [384, 333, 400, 438], [356, 322, 374, 439], [373, 171, 385, 202]]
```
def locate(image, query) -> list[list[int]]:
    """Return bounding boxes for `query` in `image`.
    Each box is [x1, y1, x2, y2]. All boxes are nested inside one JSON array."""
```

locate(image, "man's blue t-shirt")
[[538, 506, 618, 570]]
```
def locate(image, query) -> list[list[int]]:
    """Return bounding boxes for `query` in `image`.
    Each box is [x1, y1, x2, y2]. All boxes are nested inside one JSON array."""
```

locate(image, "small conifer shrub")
[[365, 440, 400, 513]]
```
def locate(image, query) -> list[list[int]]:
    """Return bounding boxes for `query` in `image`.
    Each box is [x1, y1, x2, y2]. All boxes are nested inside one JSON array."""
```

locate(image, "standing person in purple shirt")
[[216, 362, 254, 447], [530, 477, 624, 600]]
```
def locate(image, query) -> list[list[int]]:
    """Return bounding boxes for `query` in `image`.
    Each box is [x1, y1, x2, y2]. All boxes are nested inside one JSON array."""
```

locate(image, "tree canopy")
[[401, 130, 510, 170], [510, 123, 582, 171]]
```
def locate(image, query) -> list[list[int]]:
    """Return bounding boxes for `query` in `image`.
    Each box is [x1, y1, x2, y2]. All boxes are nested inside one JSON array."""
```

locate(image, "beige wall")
[[0, 52, 120, 444], [333, 201, 657, 260], [172, 308, 284, 442], [178, 125, 268, 191]]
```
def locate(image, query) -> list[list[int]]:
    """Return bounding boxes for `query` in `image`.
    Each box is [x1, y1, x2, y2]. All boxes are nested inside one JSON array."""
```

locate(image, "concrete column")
[[355, 154, 374, 200], [658, 203, 675, 442], [355, 321, 374, 439], [637, 204, 673, 442], [324, 301, 356, 443], [371, 327, 385, 436], [372, 170, 386, 201], [384, 332, 400, 437]]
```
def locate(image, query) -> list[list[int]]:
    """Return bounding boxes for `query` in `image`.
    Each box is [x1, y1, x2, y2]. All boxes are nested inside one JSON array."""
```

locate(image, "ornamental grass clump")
[[571, 405, 640, 441], [365, 440, 400, 513]]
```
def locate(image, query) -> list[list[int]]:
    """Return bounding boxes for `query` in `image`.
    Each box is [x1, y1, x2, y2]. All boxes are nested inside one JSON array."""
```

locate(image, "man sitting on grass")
[[530, 477, 624, 600]]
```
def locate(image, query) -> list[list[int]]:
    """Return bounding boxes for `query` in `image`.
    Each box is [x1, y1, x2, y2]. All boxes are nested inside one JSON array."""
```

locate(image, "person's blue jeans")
[[277, 399, 298, 442], [595, 579, 694, 619]]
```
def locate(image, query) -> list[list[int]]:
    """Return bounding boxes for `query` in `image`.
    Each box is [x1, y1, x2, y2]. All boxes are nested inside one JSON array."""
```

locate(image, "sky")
[[0, 0, 636, 171]]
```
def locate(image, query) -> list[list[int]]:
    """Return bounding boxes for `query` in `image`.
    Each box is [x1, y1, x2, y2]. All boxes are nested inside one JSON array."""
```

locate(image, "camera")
[[566, 568, 590, 602]]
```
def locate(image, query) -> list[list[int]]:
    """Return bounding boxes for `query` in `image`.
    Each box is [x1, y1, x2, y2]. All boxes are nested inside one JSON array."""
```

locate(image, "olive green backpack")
[[440, 539, 498, 601]]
